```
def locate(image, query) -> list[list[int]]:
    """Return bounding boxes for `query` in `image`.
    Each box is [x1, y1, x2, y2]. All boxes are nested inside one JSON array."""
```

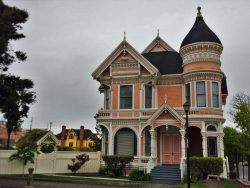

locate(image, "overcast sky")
[[2, 0, 250, 134]]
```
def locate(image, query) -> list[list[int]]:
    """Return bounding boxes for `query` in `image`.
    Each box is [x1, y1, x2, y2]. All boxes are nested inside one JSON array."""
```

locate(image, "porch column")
[[201, 132, 206, 157], [101, 129, 106, 155], [179, 128, 186, 159], [108, 131, 113, 155], [149, 127, 156, 158], [218, 132, 225, 158], [147, 126, 156, 173], [201, 123, 207, 157]]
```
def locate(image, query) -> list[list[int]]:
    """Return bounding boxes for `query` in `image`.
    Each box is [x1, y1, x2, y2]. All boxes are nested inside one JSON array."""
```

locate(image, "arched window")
[[207, 125, 217, 132], [114, 128, 137, 156]]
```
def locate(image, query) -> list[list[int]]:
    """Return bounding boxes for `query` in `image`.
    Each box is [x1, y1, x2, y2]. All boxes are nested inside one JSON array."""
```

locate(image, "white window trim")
[[144, 84, 153, 109], [118, 84, 134, 110], [195, 80, 207, 108], [211, 81, 220, 109]]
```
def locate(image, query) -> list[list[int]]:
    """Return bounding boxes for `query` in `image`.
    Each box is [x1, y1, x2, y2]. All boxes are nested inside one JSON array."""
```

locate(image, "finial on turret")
[[197, 6, 202, 17], [157, 29, 159, 38]]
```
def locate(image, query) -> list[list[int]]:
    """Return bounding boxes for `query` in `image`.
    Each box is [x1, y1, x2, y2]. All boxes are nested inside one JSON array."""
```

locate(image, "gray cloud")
[[3, 0, 250, 133]]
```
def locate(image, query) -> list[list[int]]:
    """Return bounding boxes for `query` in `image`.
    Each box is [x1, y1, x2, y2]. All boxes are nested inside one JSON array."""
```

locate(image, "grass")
[[33, 174, 143, 186], [182, 180, 236, 188]]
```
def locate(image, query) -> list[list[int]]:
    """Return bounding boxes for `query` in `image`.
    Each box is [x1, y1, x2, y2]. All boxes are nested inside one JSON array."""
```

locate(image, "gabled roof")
[[142, 35, 176, 53], [92, 40, 159, 79], [37, 131, 60, 146], [146, 103, 185, 125], [142, 51, 183, 75], [56, 129, 94, 140]]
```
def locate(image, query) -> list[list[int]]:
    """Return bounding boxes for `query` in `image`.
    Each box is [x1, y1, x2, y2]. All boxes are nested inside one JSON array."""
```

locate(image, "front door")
[[162, 134, 180, 164]]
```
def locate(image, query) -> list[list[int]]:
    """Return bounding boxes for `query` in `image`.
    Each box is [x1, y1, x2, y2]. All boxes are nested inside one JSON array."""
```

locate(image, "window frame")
[[196, 81, 206, 107], [185, 83, 191, 104], [144, 84, 152, 109], [119, 85, 133, 109], [212, 81, 219, 108]]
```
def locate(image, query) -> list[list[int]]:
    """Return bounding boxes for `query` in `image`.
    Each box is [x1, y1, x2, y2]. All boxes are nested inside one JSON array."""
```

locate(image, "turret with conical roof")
[[180, 7, 226, 109], [180, 7, 223, 74]]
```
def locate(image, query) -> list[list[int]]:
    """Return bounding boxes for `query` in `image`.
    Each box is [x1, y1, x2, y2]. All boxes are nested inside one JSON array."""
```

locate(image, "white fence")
[[0, 150, 101, 174]]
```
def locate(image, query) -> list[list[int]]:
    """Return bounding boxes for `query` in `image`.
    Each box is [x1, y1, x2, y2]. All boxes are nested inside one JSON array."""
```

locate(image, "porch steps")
[[151, 165, 181, 182]]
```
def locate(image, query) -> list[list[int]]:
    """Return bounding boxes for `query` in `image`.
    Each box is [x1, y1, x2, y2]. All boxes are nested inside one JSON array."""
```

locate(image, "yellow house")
[[57, 125, 95, 148]]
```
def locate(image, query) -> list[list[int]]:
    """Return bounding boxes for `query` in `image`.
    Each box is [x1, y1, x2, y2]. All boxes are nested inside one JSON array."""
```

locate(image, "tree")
[[223, 126, 244, 178], [90, 126, 102, 151], [230, 93, 250, 180], [0, 75, 36, 149], [0, 0, 28, 71], [0, 1, 36, 149], [9, 147, 35, 175], [16, 129, 48, 151]]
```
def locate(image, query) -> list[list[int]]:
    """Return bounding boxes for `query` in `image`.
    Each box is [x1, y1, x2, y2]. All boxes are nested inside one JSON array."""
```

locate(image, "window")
[[207, 137, 217, 156], [145, 85, 152, 108], [120, 85, 133, 109], [69, 134, 74, 139], [104, 87, 110, 109], [114, 128, 137, 156], [212, 82, 219, 108], [196, 81, 206, 107], [207, 125, 217, 132], [185, 83, 191, 104]]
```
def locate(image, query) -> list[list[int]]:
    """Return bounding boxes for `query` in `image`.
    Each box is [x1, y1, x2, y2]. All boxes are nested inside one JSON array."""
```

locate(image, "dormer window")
[[120, 85, 133, 109], [145, 85, 152, 108]]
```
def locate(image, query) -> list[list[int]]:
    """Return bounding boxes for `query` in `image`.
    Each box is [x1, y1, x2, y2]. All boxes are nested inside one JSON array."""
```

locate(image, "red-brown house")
[[92, 7, 228, 181]]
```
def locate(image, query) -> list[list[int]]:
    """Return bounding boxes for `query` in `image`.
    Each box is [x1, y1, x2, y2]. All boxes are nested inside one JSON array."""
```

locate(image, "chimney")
[[80, 125, 84, 148], [61, 125, 66, 146]]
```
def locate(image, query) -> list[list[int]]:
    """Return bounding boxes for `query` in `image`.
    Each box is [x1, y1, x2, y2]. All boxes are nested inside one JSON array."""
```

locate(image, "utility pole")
[[30, 117, 33, 130]]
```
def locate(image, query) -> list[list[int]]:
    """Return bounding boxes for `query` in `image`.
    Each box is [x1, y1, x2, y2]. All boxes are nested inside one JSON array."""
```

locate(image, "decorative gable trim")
[[92, 40, 159, 79], [36, 131, 60, 146], [146, 103, 185, 126], [142, 36, 176, 53]]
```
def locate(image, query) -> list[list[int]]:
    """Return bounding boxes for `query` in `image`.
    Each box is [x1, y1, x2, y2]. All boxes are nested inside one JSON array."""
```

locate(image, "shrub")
[[98, 167, 107, 175], [189, 157, 223, 179], [102, 155, 134, 177], [229, 171, 237, 179], [57, 146, 75, 151], [129, 169, 150, 181], [68, 154, 89, 173], [182, 174, 198, 183]]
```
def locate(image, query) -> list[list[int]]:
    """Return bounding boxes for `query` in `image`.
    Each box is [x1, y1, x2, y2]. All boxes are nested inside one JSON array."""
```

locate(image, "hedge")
[[128, 169, 151, 181], [189, 157, 223, 179], [102, 155, 134, 177]]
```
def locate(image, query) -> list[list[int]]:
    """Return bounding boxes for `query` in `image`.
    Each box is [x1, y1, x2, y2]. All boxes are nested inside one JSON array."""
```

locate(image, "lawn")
[[182, 180, 236, 188], [32, 174, 236, 188]]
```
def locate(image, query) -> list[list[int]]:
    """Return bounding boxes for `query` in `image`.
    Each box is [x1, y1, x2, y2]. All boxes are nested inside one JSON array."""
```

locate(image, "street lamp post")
[[183, 101, 190, 188]]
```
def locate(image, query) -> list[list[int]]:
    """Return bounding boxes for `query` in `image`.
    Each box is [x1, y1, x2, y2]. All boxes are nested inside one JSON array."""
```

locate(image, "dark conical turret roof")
[[180, 7, 222, 48]]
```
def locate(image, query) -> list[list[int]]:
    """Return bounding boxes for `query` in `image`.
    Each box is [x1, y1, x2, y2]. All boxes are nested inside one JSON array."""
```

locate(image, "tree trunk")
[[6, 126, 12, 150]]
